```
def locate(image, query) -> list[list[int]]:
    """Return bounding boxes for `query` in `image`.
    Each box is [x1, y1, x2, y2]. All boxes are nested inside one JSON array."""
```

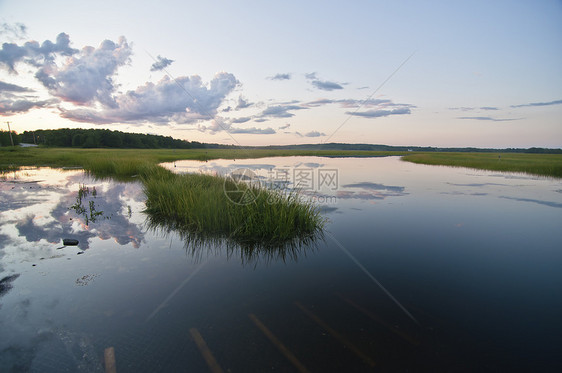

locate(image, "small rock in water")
[[63, 239, 79, 246]]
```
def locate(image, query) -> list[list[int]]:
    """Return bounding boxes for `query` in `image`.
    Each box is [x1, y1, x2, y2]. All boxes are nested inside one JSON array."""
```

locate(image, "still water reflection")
[[1, 157, 561, 372]]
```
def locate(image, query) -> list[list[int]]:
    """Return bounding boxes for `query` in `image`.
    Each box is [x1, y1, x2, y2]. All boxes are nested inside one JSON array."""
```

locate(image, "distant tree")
[[0, 130, 20, 146]]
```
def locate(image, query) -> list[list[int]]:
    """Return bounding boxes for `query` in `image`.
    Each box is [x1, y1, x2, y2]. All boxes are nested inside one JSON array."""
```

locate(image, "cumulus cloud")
[[229, 126, 276, 134], [0, 96, 58, 116], [347, 107, 411, 118], [457, 116, 522, 122], [61, 72, 239, 124], [0, 30, 240, 125], [0, 80, 33, 92], [269, 73, 291, 80], [511, 99, 562, 108], [35, 37, 132, 108], [311, 80, 343, 91], [231, 116, 251, 123], [258, 104, 307, 118], [150, 55, 174, 71], [0, 32, 78, 72], [304, 130, 325, 137]]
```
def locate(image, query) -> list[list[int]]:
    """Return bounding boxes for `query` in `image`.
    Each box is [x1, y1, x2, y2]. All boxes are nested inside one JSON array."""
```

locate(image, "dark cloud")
[[511, 99, 562, 108], [457, 116, 521, 122], [304, 72, 343, 91], [150, 55, 174, 71], [60, 72, 239, 124], [0, 274, 20, 298], [346, 107, 411, 118], [258, 104, 306, 118], [235, 95, 252, 109], [304, 130, 325, 137], [229, 127, 276, 134], [231, 116, 251, 124], [0, 32, 78, 72], [269, 73, 291, 80], [0, 96, 58, 115], [311, 80, 343, 91], [303, 98, 334, 107], [0, 81, 33, 92]]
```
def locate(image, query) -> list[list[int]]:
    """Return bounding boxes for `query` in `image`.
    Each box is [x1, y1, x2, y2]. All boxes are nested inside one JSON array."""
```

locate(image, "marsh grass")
[[142, 170, 325, 243], [402, 152, 562, 178]]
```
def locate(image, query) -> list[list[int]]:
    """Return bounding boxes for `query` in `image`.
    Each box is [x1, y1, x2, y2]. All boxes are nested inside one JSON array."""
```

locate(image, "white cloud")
[[35, 37, 132, 108], [150, 55, 174, 71], [61, 72, 239, 124]]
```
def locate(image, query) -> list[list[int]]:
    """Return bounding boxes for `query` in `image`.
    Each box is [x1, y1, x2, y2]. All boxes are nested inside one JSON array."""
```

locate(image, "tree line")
[[1, 128, 230, 149]]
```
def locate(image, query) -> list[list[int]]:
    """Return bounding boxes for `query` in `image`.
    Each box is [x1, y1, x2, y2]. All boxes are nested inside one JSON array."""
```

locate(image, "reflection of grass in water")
[[146, 216, 323, 266], [402, 152, 562, 177]]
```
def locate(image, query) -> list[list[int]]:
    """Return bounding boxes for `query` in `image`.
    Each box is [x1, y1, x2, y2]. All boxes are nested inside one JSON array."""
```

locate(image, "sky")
[[0, 0, 561, 148]]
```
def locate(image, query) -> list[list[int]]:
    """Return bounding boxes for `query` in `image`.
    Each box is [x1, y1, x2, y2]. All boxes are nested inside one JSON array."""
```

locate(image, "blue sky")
[[1, 0, 561, 147]]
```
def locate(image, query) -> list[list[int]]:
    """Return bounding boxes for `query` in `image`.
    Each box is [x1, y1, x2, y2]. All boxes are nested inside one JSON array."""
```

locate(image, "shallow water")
[[1, 156, 561, 372]]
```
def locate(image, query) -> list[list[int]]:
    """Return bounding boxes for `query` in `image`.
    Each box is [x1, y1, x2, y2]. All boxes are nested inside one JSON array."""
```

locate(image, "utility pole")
[[5, 121, 15, 147]]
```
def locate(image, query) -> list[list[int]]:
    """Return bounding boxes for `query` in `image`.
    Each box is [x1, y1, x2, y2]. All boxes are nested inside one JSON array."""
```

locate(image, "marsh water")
[[1, 156, 561, 372]]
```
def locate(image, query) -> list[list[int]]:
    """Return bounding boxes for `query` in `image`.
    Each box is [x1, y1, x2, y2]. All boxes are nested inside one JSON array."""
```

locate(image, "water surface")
[[1, 157, 561, 372]]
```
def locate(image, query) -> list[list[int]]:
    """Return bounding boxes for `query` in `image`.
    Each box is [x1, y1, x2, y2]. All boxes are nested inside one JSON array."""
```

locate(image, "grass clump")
[[142, 169, 325, 244]]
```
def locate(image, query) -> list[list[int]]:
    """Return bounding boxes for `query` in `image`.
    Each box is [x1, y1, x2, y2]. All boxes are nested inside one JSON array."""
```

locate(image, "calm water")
[[1, 156, 561, 372]]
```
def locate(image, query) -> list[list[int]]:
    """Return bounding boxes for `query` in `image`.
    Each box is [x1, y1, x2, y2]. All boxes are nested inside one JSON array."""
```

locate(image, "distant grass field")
[[402, 152, 562, 178], [0, 147, 401, 172], [1, 146, 561, 177]]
